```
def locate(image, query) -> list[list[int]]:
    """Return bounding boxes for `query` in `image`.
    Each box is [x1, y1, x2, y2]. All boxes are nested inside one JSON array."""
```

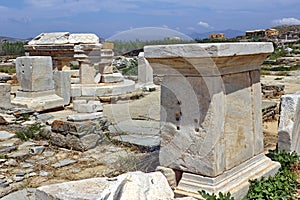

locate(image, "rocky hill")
[[272, 25, 300, 34], [0, 36, 28, 42]]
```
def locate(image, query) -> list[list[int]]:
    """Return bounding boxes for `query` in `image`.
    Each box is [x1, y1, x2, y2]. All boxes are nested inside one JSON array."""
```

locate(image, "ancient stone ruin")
[[144, 42, 281, 199], [11, 56, 64, 111]]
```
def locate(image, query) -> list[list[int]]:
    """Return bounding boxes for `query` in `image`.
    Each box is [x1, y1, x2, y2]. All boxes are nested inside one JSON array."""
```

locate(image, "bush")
[[15, 123, 43, 141], [199, 150, 300, 200], [199, 190, 234, 200], [0, 42, 26, 56]]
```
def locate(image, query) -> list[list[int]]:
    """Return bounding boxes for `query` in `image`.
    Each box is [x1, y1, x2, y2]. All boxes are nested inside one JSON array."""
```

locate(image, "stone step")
[[109, 120, 160, 152]]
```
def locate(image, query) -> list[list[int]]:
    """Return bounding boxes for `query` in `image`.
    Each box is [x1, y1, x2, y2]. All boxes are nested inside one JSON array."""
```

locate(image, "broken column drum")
[[144, 43, 280, 199]]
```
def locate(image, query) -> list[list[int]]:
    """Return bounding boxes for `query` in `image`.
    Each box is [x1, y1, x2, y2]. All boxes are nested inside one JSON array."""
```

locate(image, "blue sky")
[[0, 0, 300, 39]]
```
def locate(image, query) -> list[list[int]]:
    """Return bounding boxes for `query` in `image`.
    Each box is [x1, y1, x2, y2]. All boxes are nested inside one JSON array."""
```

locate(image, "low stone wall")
[[50, 118, 110, 151], [262, 83, 285, 99]]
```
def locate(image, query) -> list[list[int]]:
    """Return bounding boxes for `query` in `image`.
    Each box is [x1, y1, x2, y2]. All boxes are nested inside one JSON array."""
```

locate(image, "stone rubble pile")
[[261, 83, 285, 99]]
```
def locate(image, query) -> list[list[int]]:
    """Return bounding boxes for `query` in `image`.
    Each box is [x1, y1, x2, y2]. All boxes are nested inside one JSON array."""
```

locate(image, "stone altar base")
[[12, 90, 64, 111], [71, 79, 135, 98], [175, 153, 280, 199]]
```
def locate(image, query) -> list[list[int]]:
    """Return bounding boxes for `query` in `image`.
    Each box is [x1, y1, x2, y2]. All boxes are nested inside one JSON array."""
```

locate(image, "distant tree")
[[0, 41, 26, 56]]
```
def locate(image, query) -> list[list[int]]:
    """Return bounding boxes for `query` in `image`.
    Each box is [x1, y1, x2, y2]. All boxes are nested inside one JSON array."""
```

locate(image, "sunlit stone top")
[[144, 42, 273, 58]]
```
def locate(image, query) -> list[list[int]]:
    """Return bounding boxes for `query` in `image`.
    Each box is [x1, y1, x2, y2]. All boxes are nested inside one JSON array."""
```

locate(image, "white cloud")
[[197, 21, 212, 28], [162, 25, 169, 28], [272, 17, 300, 25]]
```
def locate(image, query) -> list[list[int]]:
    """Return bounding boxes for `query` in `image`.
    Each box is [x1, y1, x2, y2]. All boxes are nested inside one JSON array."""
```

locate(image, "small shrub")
[[199, 190, 234, 200], [269, 149, 299, 169], [246, 150, 300, 199], [15, 123, 43, 141]]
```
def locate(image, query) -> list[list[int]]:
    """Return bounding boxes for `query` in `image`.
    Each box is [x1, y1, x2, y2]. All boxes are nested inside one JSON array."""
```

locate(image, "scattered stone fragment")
[[8, 149, 30, 159], [4, 159, 18, 167], [0, 179, 9, 188], [0, 174, 5, 179], [13, 172, 25, 182], [27, 172, 37, 178], [39, 171, 50, 177], [51, 159, 77, 168], [35, 171, 174, 200], [20, 162, 34, 169], [0, 159, 6, 163], [0, 113, 16, 124], [0, 146, 18, 154], [29, 146, 45, 155], [0, 131, 15, 140], [42, 151, 55, 157]]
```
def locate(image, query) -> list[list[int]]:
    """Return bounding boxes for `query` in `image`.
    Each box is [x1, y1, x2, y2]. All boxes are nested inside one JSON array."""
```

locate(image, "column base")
[[12, 90, 64, 111], [175, 154, 280, 200]]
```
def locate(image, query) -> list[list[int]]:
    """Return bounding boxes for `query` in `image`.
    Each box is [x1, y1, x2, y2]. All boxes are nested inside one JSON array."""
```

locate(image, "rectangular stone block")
[[0, 83, 11, 109], [79, 63, 96, 84], [54, 71, 71, 105], [16, 56, 54, 92], [69, 33, 99, 44], [278, 93, 300, 154], [101, 73, 124, 83], [138, 52, 153, 85]]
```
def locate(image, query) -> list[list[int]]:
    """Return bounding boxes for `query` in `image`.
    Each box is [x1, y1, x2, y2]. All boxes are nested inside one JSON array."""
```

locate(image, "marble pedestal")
[[144, 43, 280, 199], [12, 90, 64, 111]]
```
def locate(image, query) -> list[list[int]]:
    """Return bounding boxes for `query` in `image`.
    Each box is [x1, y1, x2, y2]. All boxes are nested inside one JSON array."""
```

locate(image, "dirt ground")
[[261, 75, 300, 153]]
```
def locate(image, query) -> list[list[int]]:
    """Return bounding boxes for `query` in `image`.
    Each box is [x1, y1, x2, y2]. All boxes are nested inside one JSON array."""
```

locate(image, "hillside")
[[0, 36, 28, 42], [189, 29, 244, 39], [272, 25, 300, 34]]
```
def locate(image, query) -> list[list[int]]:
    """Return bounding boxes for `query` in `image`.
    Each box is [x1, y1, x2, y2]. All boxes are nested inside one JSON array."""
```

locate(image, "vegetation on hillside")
[[0, 41, 26, 56], [199, 150, 300, 200], [111, 39, 195, 56]]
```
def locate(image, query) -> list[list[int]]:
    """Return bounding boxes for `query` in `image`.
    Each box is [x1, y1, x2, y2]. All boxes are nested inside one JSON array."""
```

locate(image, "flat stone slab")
[[0, 131, 15, 141], [110, 120, 160, 151], [51, 159, 77, 168], [71, 79, 135, 97], [112, 134, 160, 151], [1, 188, 36, 200], [109, 120, 160, 136], [35, 171, 173, 200]]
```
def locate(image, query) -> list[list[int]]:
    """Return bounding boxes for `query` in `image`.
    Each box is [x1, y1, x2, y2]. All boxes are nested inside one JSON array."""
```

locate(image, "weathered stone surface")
[[176, 154, 280, 199], [0, 131, 15, 141], [35, 171, 174, 200], [15, 56, 54, 92], [138, 52, 154, 85], [79, 62, 96, 84], [12, 90, 64, 111], [156, 166, 177, 189], [278, 93, 300, 154], [53, 71, 71, 105], [67, 112, 103, 121], [109, 120, 160, 151], [51, 159, 77, 168], [145, 43, 279, 198], [69, 33, 99, 44], [0, 83, 11, 109], [102, 72, 124, 83], [262, 100, 278, 121], [28, 32, 70, 45], [0, 188, 36, 200], [71, 79, 135, 98], [0, 113, 16, 124]]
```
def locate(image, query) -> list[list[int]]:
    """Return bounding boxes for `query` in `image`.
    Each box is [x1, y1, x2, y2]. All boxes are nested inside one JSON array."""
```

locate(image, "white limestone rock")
[[102, 73, 124, 83], [35, 171, 174, 200], [16, 56, 54, 92], [53, 71, 71, 105], [278, 93, 300, 154], [0, 83, 11, 109], [69, 33, 99, 44], [138, 52, 154, 85], [28, 32, 70, 45]]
